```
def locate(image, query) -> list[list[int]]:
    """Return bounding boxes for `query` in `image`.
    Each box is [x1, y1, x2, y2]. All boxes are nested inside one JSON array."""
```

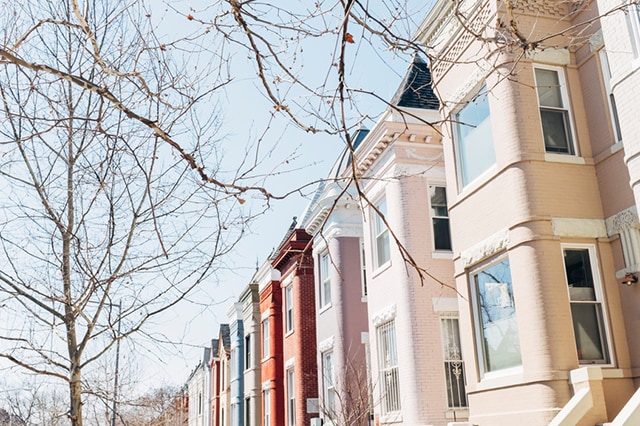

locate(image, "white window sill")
[[379, 412, 402, 424], [477, 365, 524, 390], [371, 260, 392, 279], [544, 153, 585, 164], [318, 303, 332, 314], [610, 140, 623, 154], [432, 250, 453, 259], [284, 329, 294, 338], [446, 408, 469, 419]]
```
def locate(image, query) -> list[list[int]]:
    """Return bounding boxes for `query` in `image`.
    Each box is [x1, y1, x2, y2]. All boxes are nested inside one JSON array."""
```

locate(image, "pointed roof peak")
[[390, 54, 439, 110]]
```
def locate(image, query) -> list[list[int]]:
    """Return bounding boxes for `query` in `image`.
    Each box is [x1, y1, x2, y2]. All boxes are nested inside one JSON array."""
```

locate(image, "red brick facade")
[[259, 276, 284, 426], [272, 229, 318, 426]]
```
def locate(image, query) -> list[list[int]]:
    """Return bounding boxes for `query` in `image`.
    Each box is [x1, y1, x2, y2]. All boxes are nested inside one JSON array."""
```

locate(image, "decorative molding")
[[461, 228, 509, 268], [405, 148, 444, 162], [448, 64, 490, 108], [605, 206, 639, 235], [318, 336, 335, 353], [281, 273, 294, 288], [372, 304, 397, 327], [552, 218, 607, 238], [285, 357, 296, 369], [262, 380, 271, 390]]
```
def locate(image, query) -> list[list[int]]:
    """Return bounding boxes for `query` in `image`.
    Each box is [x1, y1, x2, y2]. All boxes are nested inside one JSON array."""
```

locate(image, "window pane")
[[564, 249, 595, 292], [441, 317, 467, 408], [473, 258, 522, 373], [535, 68, 564, 108], [377, 321, 401, 413], [373, 199, 390, 266], [433, 218, 452, 251], [571, 304, 606, 361], [540, 109, 572, 154], [454, 91, 496, 186]]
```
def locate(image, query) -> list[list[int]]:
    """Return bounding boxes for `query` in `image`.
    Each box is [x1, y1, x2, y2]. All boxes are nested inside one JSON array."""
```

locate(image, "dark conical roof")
[[390, 55, 439, 110]]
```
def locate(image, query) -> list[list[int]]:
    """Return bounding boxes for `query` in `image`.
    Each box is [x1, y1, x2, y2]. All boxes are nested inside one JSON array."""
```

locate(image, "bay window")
[[471, 256, 522, 376]]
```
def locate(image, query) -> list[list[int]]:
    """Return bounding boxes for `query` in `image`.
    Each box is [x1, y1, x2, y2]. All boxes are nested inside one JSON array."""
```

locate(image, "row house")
[[209, 324, 230, 426], [415, 0, 640, 424], [228, 302, 245, 425], [240, 283, 261, 426], [270, 224, 319, 426], [299, 128, 372, 426], [187, 347, 211, 426]]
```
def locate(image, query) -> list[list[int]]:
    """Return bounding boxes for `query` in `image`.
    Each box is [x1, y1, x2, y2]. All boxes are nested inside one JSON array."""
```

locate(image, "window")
[[245, 397, 251, 426], [262, 319, 270, 359], [319, 253, 332, 308], [430, 186, 452, 251], [322, 351, 336, 417], [245, 334, 251, 369], [285, 284, 294, 331], [361, 241, 368, 296], [287, 368, 296, 426], [454, 88, 496, 187], [440, 316, 467, 408], [627, 1, 640, 56], [263, 389, 271, 426], [534, 66, 575, 155], [377, 321, 401, 413], [563, 247, 610, 363], [198, 391, 202, 415], [471, 257, 522, 376], [599, 49, 623, 143], [372, 198, 391, 268]]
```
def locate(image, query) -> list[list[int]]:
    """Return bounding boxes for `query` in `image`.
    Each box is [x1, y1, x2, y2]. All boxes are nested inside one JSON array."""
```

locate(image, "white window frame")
[[360, 240, 368, 298], [263, 389, 271, 426], [429, 185, 452, 251], [627, 0, 640, 57], [244, 334, 251, 370], [262, 318, 270, 360], [598, 49, 623, 144], [319, 253, 332, 308], [285, 284, 294, 332], [533, 64, 577, 156], [287, 367, 296, 426], [470, 255, 522, 378], [322, 350, 336, 419], [245, 397, 251, 426], [377, 320, 401, 414], [440, 314, 467, 409], [561, 244, 613, 365], [372, 197, 391, 269]]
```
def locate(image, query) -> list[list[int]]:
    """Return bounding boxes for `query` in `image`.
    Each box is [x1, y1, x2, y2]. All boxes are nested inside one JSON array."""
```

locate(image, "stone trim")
[[460, 228, 509, 268], [372, 304, 397, 327], [318, 336, 335, 353], [551, 218, 607, 238]]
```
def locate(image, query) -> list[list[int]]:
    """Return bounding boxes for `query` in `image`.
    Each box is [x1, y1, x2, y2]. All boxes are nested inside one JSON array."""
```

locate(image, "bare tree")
[[0, 1, 268, 425]]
